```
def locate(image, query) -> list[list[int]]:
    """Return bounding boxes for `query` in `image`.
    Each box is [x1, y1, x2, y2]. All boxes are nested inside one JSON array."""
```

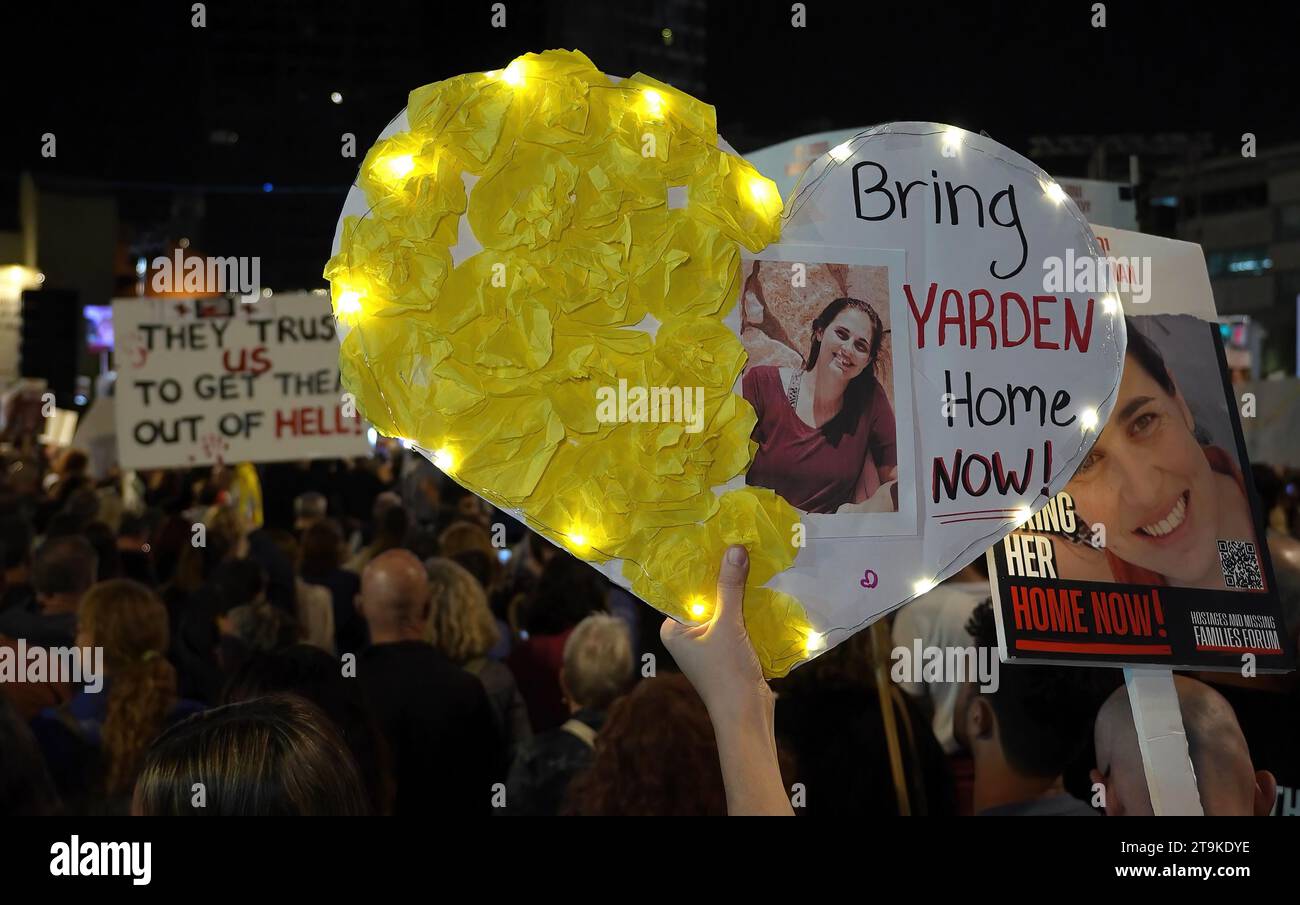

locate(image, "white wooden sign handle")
[[1123, 667, 1204, 816]]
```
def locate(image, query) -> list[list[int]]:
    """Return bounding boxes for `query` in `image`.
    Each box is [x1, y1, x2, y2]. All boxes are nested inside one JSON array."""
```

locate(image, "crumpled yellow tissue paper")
[[325, 49, 810, 676]]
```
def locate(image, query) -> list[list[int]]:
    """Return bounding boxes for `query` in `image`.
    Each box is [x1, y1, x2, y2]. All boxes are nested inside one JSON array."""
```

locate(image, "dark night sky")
[[4, 0, 1299, 284], [9, 1, 1300, 177]]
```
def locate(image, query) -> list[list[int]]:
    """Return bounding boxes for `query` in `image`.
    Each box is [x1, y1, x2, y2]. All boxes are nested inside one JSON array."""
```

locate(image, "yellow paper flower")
[[338, 316, 453, 442], [626, 211, 743, 321], [324, 215, 453, 318], [539, 328, 654, 436], [742, 588, 818, 679], [531, 238, 642, 327], [407, 72, 515, 174], [469, 147, 581, 253], [357, 135, 467, 245], [622, 72, 718, 144], [686, 152, 782, 252], [618, 487, 812, 677]]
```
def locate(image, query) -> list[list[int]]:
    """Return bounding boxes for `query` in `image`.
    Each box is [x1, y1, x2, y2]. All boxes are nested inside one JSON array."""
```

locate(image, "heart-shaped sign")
[[325, 50, 1124, 677]]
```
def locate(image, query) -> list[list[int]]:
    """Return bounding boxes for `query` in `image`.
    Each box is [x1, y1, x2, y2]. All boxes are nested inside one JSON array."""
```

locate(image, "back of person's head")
[[299, 518, 344, 576], [118, 513, 149, 541], [425, 557, 499, 664], [564, 673, 725, 816], [957, 600, 1096, 780], [524, 549, 608, 636], [0, 696, 61, 815], [449, 547, 495, 589], [371, 491, 401, 526], [359, 549, 430, 638], [33, 534, 98, 599], [561, 614, 632, 711], [0, 514, 33, 572], [213, 559, 294, 652], [81, 520, 122, 581], [440, 522, 501, 589], [226, 599, 298, 653], [78, 579, 178, 796], [438, 521, 492, 559], [224, 646, 393, 815], [62, 486, 101, 527], [404, 527, 441, 562], [170, 536, 221, 594], [212, 558, 267, 613], [207, 506, 248, 554], [262, 527, 300, 570], [150, 514, 189, 586], [1092, 676, 1276, 816], [373, 503, 410, 548], [134, 693, 369, 815], [57, 448, 89, 477], [169, 509, 241, 594], [294, 491, 327, 524]]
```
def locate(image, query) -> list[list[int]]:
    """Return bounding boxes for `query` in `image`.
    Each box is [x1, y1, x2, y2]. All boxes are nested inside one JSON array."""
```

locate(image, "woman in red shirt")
[[742, 297, 898, 515]]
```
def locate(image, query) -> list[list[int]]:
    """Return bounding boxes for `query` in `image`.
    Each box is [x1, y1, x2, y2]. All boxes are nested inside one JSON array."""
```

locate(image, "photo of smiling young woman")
[[742, 295, 898, 515], [1062, 317, 1265, 591]]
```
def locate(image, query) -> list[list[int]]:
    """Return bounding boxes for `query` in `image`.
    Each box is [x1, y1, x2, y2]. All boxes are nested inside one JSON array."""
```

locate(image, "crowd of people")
[[1, 443, 1297, 816]]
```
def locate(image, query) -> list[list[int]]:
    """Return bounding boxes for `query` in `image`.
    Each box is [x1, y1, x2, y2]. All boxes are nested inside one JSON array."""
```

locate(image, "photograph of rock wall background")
[[739, 260, 895, 405]]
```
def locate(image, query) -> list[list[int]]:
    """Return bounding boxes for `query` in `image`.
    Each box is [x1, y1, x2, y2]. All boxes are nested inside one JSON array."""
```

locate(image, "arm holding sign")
[[660, 545, 794, 816]]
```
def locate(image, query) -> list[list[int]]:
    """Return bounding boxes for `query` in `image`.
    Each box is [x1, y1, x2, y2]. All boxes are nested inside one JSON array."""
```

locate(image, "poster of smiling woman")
[[989, 227, 1295, 672], [739, 245, 916, 537]]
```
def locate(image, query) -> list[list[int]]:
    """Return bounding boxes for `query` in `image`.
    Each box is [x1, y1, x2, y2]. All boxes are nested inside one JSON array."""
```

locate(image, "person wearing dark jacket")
[[504, 613, 632, 816], [299, 520, 367, 656], [355, 550, 502, 815], [0, 535, 95, 649], [425, 557, 531, 761], [507, 551, 608, 731]]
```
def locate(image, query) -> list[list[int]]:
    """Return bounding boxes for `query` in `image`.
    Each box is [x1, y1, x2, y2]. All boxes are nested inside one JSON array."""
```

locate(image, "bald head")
[[1092, 676, 1276, 816], [360, 549, 431, 642]]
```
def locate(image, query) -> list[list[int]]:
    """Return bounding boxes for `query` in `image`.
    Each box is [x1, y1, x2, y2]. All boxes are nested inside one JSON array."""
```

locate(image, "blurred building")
[[1025, 133, 1300, 376], [1027, 133, 1216, 187], [1148, 143, 1300, 377]]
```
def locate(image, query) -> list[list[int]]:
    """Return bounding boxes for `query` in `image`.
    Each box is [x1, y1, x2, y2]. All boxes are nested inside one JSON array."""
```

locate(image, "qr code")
[[1217, 540, 1264, 590]]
